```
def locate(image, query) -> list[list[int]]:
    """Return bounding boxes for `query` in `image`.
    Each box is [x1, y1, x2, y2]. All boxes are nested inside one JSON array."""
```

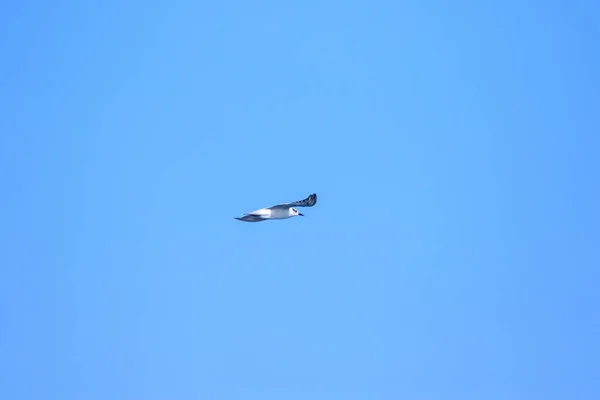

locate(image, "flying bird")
[[235, 193, 317, 222]]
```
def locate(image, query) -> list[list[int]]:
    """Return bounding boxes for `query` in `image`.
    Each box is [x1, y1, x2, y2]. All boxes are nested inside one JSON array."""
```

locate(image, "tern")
[[235, 193, 317, 222]]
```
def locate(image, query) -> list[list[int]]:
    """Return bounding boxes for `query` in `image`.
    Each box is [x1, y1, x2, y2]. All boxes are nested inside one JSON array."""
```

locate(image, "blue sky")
[[1, 1, 599, 399]]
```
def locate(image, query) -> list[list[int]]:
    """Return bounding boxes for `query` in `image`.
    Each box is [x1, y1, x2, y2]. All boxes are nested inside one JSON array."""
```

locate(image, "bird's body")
[[235, 193, 317, 222]]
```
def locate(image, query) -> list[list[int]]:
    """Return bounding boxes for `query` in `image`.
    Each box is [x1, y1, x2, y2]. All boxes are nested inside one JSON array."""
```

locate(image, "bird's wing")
[[235, 208, 270, 222], [235, 214, 266, 222], [268, 193, 317, 210]]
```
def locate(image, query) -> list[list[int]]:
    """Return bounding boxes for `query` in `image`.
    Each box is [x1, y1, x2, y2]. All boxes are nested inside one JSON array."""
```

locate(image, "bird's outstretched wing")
[[269, 193, 317, 210]]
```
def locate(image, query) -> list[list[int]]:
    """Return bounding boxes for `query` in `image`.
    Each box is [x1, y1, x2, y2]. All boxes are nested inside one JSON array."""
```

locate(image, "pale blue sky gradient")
[[1, 1, 599, 399]]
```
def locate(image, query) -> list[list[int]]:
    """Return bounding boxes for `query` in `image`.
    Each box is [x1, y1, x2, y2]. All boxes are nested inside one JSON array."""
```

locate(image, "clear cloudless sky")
[[1, 1, 599, 399]]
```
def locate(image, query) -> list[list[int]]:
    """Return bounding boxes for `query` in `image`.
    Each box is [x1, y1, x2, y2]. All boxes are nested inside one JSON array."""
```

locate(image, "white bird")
[[235, 193, 317, 222]]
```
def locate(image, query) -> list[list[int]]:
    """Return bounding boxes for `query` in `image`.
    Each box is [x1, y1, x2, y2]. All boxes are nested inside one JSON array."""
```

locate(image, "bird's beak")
[[298, 213, 304, 216]]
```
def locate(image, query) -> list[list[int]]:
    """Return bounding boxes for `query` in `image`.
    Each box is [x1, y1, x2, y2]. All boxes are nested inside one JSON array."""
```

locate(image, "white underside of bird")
[[235, 193, 317, 222]]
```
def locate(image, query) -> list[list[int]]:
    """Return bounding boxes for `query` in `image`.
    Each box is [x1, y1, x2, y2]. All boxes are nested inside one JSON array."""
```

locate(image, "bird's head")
[[291, 208, 304, 217]]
